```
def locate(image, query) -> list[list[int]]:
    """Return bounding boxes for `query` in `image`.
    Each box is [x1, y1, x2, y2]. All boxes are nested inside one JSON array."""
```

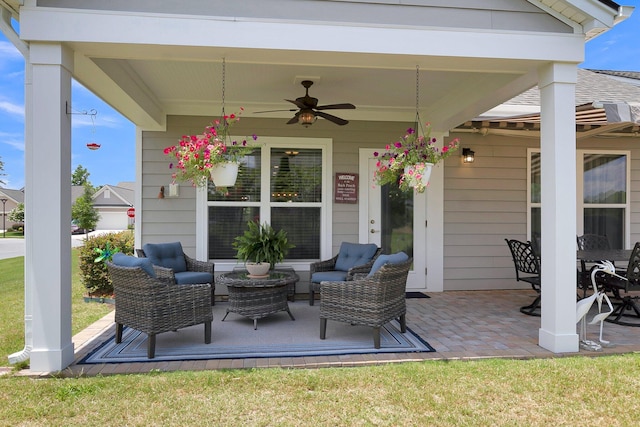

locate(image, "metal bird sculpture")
[[575, 261, 622, 351]]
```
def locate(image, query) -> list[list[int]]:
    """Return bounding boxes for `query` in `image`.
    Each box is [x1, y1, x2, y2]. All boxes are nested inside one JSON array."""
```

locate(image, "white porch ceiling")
[[72, 41, 543, 132]]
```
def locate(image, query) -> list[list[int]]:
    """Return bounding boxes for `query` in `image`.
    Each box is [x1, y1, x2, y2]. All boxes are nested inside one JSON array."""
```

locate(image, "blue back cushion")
[[334, 242, 378, 272], [368, 252, 409, 277], [143, 242, 187, 273], [112, 253, 156, 278]]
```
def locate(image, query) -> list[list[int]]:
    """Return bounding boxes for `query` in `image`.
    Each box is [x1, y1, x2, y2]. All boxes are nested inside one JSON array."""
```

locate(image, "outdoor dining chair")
[[577, 234, 611, 293], [593, 241, 640, 327], [107, 253, 213, 358], [505, 239, 542, 316]]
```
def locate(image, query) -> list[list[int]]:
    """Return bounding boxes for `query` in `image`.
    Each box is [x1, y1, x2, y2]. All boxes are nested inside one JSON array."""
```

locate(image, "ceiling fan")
[[258, 80, 356, 127]]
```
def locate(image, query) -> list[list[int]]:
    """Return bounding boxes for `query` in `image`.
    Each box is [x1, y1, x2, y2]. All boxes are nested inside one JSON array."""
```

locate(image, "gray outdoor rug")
[[80, 301, 434, 364]]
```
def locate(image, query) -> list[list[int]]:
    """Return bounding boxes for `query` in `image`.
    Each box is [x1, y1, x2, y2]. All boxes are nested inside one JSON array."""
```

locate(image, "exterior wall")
[[37, 0, 571, 33], [443, 131, 640, 291], [141, 116, 640, 293], [140, 115, 415, 259]]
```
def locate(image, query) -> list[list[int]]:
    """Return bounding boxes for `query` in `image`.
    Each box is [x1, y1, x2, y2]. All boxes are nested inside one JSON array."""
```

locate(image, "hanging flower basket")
[[163, 108, 258, 187], [403, 163, 433, 193], [374, 124, 459, 193], [210, 161, 240, 187]]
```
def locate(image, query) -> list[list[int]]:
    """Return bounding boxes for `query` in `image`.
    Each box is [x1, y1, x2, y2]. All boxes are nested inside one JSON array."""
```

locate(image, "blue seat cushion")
[[112, 253, 156, 278], [334, 242, 378, 272], [143, 242, 187, 273], [311, 270, 348, 284], [368, 252, 409, 277], [174, 271, 213, 285]]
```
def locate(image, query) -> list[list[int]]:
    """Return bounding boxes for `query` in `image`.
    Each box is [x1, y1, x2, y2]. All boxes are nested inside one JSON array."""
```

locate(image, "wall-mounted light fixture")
[[462, 148, 475, 163]]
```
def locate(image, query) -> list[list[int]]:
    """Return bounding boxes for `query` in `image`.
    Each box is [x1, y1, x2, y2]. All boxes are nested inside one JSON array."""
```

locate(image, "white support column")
[[537, 62, 579, 353], [27, 42, 75, 372], [425, 131, 447, 293]]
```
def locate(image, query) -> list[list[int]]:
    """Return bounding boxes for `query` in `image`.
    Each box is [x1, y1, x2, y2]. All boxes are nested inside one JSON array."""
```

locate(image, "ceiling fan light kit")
[[299, 110, 317, 127]]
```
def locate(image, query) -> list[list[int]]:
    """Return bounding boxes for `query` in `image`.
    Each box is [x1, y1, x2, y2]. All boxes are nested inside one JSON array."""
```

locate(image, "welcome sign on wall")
[[334, 173, 358, 204]]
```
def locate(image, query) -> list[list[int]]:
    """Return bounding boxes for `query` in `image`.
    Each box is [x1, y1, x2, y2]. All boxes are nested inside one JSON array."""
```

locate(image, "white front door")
[[359, 149, 427, 290]]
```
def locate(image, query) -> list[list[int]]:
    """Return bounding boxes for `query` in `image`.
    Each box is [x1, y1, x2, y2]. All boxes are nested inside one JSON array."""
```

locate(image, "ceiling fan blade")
[[285, 99, 307, 109], [254, 108, 297, 114], [286, 114, 300, 125], [315, 103, 356, 111], [315, 111, 349, 126]]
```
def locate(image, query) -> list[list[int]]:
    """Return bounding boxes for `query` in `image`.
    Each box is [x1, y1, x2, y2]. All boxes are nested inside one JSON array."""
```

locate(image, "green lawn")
[[0, 250, 112, 367], [2, 252, 640, 425], [0, 231, 24, 238]]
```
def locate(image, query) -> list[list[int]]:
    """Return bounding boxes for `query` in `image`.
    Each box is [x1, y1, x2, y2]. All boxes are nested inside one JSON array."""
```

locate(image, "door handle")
[[370, 229, 379, 234]]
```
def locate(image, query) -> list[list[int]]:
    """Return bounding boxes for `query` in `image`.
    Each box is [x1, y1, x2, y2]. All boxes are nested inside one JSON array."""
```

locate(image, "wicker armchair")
[[309, 243, 381, 305], [106, 257, 213, 358], [319, 258, 412, 348], [138, 242, 215, 305]]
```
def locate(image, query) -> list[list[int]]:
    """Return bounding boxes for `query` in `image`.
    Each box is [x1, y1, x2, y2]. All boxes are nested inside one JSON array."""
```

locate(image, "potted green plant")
[[233, 221, 294, 276]]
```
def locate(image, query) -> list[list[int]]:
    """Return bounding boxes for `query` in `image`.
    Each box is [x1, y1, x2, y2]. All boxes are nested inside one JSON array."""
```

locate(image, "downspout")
[[1, 5, 32, 364]]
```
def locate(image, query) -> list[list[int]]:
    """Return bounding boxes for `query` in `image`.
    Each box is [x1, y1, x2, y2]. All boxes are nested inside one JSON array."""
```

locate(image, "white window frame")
[[196, 136, 333, 272], [527, 148, 631, 247]]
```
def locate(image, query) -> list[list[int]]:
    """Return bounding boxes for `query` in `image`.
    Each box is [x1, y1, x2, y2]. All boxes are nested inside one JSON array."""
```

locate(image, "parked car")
[[71, 222, 93, 234]]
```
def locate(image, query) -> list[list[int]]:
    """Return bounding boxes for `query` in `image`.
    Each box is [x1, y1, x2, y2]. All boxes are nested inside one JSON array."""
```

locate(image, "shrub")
[[78, 231, 134, 296]]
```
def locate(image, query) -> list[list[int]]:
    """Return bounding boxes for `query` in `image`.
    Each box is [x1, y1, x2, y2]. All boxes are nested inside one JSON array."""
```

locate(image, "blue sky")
[[1, 5, 639, 189]]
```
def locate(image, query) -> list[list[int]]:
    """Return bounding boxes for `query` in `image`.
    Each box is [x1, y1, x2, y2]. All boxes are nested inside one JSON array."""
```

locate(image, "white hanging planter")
[[403, 162, 433, 192], [210, 162, 239, 187]]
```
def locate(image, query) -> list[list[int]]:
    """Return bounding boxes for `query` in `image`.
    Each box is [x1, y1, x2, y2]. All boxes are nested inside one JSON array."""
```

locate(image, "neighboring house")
[[1, 0, 634, 371], [72, 182, 135, 230], [0, 187, 24, 230], [92, 182, 134, 230]]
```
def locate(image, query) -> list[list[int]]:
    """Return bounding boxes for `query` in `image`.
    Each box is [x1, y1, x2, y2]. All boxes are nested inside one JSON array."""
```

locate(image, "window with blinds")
[[528, 150, 628, 249], [207, 146, 323, 260]]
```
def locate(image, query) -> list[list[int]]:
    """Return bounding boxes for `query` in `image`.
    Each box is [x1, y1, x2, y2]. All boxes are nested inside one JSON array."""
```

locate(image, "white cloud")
[[0, 99, 24, 118], [0, 132, 25, 151], [0, 41, 22, 60], [71, 112, 124, 129]]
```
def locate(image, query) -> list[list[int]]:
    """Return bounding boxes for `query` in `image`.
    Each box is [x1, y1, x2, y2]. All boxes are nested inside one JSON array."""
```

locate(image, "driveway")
[[0, 238, 25, 260], [0, 231, 123, 260]]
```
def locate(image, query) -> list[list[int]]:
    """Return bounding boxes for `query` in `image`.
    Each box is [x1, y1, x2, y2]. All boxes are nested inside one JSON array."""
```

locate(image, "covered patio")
[[29, 289, 640, 376], [2, 1, 637, 373]]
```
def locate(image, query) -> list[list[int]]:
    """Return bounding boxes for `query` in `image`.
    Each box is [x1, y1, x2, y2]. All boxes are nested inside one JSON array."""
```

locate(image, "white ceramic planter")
[[403, 163, 433, 187], [246, 262, 271, 277], [210, 162, 239, 187]]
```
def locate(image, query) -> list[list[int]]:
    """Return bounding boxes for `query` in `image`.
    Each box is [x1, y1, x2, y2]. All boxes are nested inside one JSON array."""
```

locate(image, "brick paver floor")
[[21, 290, 640, 377]]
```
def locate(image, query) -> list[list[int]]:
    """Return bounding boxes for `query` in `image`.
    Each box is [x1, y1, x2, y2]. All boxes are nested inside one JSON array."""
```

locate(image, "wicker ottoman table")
[[218, 270, 298, 329]]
